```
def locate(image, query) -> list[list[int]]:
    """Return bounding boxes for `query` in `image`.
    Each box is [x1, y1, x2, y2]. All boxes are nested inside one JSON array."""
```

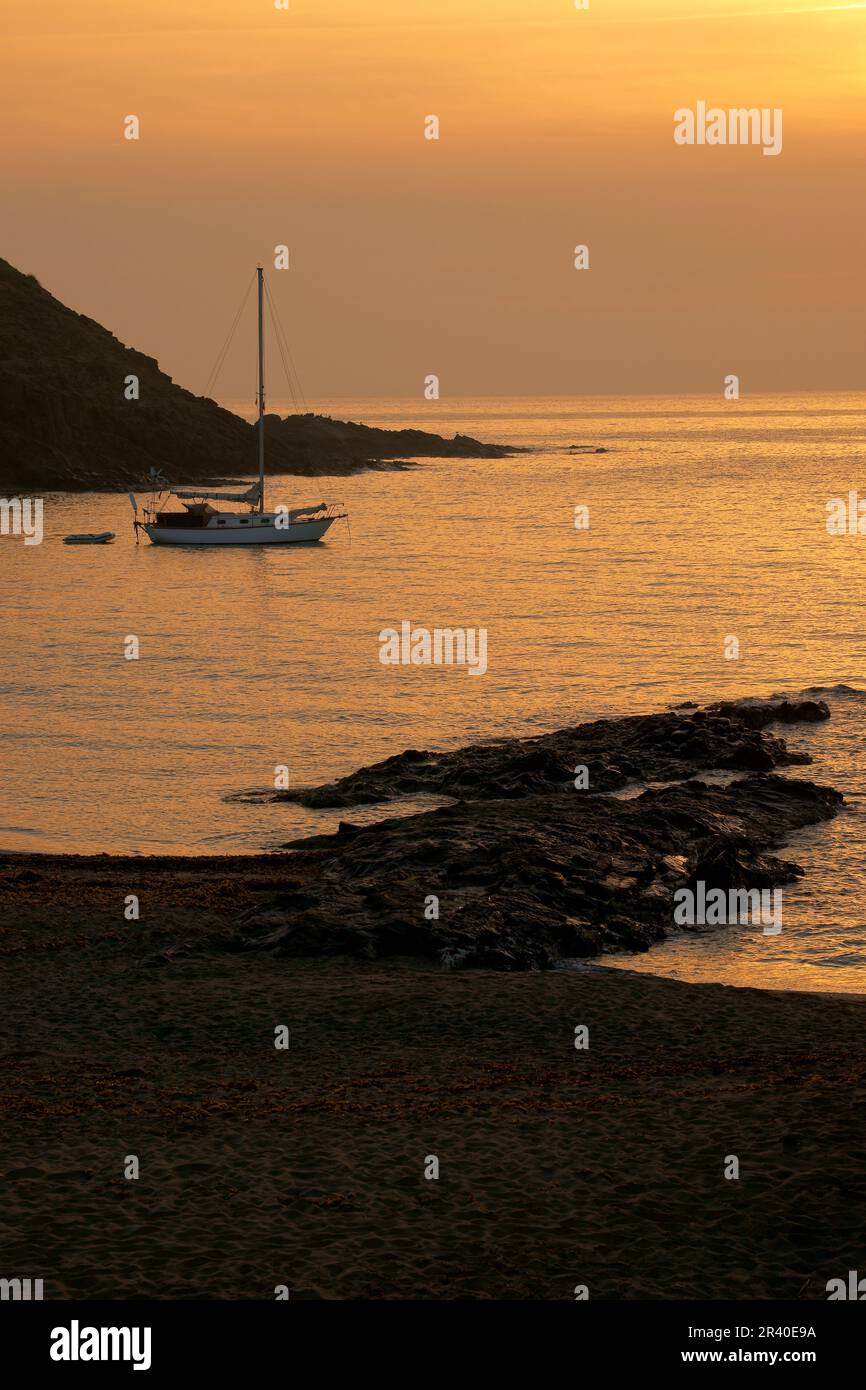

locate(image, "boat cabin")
[[151, 501, 263, 530]]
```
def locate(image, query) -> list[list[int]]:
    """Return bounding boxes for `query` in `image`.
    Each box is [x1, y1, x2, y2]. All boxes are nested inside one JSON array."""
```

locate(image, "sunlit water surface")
[[3, 393, 866, 992]]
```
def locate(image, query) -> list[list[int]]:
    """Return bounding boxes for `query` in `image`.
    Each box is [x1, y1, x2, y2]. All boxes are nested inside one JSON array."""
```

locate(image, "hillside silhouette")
[[0, 259, 517, 492]]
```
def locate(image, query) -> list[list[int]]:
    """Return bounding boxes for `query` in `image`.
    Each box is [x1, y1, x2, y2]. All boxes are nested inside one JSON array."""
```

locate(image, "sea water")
[[2, 392, 865, 991]]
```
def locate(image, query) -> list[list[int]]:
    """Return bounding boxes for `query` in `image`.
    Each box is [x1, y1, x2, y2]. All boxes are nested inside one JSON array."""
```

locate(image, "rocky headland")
[[0, 258, 521, 493]]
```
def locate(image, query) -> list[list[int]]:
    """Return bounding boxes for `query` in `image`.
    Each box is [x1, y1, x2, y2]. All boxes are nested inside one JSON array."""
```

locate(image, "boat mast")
[[257, 265, 265, 513]]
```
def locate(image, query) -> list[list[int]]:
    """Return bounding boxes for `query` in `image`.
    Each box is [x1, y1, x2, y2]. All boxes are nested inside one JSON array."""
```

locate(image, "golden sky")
[[2, 0, 865, 398]]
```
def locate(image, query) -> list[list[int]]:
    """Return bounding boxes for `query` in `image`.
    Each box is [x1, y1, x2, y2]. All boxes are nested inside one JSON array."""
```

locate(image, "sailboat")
[[136, 267, 346, 546]]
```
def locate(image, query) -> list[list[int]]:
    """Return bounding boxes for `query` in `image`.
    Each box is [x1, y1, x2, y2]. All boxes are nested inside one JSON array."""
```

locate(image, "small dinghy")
[[63, 532, 115, 545]]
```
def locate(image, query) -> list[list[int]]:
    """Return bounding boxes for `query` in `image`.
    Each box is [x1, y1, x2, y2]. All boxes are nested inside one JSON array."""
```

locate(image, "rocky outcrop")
[[0, 258, 521, 492], [704, 698, 831, 728], [262, 415, 521, 470], [238, 700, 827, 809], [232, 700, 841, 969]]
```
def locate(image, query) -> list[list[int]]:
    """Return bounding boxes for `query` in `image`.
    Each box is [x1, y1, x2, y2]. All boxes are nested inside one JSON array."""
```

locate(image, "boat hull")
[[142, 517, 336, 546]]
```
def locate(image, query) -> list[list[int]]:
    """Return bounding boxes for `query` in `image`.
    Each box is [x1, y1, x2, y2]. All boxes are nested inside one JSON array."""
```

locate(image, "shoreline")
[[576, 959, 866, 1002], [3, 846, 862, 998], [0, 697, 848, 974], [2, 700, 864, 1297]]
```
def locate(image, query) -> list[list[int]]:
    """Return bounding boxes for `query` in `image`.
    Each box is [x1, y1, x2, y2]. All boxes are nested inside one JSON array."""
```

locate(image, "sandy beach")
[[1, 849, 864, 1300]]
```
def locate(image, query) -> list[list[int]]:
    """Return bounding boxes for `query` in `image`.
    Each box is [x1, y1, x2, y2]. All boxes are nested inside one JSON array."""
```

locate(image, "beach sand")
[[1, 852, 864, 1300]]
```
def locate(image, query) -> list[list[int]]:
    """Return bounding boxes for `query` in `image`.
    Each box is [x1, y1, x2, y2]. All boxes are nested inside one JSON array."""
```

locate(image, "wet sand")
[[1, 851, 864, 1300]]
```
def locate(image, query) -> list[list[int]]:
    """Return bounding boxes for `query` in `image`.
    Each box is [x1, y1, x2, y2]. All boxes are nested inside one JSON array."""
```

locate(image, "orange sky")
[[2, 0, 865, 399]]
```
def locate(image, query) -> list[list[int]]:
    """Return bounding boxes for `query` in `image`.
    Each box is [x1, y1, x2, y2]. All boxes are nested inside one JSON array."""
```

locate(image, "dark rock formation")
[[232, 701, 842, 970], [0, 258, 522, 492], [245, 701, 820, 809], [260, 414, 522, 475], [705, 698, 831, 728]]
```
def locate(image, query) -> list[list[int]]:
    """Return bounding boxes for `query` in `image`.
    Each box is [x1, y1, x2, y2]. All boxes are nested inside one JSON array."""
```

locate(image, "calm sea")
[[3, 393, 866, 991]]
